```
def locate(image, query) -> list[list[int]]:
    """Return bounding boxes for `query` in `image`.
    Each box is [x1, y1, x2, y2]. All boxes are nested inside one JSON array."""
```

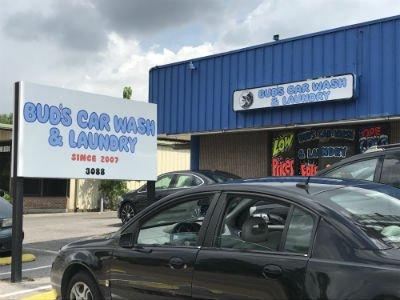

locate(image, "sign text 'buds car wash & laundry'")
[[233, 74, 355, 111]]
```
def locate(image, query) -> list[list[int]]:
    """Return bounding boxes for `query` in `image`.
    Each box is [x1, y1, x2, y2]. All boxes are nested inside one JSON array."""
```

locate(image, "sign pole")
[[11, 82, 24, 283], [147, 180, 155, 202]]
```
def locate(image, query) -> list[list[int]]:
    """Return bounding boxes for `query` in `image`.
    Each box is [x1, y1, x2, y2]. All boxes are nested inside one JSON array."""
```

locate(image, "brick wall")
[[24, 197, 67, 213], [391, 120, 400, 143]]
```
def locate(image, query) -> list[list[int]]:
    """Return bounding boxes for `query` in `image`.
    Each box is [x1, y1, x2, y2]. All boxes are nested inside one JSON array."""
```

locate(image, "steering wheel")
[[268, 214, 286, 225], [170, 222, 201, 246], [171, 222, 201, 234]]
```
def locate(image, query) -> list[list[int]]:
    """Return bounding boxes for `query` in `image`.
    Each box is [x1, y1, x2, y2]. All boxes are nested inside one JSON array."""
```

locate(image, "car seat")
[[241, 216, 282, 251]]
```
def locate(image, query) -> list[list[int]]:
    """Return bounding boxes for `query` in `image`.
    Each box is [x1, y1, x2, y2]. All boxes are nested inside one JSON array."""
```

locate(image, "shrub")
[[98, 180, 127, 210]]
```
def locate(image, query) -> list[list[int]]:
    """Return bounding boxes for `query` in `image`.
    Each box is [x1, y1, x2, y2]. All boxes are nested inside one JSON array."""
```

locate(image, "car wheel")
[[67, 271, 101, 300], [120, 203, 135, 224]]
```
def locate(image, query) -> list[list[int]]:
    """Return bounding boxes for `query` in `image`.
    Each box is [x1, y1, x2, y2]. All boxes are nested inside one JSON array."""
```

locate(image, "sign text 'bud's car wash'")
[[149, 16, 400, 179]]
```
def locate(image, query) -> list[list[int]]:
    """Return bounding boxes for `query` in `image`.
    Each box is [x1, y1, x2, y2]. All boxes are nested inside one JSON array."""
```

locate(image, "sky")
[[1, 0, 400, 113]]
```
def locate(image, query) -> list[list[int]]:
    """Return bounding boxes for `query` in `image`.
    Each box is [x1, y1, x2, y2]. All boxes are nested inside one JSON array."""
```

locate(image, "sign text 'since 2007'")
[[16, 81, 157, 180]]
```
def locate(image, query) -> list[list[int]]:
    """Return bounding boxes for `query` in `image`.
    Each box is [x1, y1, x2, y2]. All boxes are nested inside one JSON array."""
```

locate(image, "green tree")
[[98, 180, 127, 210], [123, 86, 132, 100], [0, 113, 13, 124]]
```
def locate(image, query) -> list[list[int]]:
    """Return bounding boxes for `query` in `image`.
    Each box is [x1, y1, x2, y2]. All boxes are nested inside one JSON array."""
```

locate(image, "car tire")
[[67, 271, 102, 300], [120, 202, 135, 224]]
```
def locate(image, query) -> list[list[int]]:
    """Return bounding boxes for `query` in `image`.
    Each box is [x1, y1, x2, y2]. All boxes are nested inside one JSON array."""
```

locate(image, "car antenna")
[[296, 176, 311, 193]]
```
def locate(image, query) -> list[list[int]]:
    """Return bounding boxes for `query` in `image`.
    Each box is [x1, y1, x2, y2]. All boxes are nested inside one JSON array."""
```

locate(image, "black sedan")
[[0, 196, 12, 253], [118, 170, 240, 223], [52, 177, 400, 300]]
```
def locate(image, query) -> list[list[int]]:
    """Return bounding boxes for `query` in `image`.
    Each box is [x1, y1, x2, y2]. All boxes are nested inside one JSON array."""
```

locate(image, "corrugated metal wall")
[[199, 131, 269, 178], [150, 16, 400, 135], [126, 144, 190, 190]]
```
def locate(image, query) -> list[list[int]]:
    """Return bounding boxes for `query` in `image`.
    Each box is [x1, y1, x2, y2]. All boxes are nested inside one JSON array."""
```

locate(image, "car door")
[[110, 192, 219, 300], [154, 173, 177, 202], [134, 174, 176, 211], [379, 152, 400, 188], [173, 174, 204, 190], [192, 192, 317, 300]]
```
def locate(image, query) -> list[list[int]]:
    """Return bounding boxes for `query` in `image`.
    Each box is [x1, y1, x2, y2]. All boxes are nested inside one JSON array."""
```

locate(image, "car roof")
[[159, 176, 387, 210]]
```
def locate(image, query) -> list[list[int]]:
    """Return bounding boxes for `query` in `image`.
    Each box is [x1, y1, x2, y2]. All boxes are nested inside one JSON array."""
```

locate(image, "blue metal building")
[[149, 16, 400, 178]]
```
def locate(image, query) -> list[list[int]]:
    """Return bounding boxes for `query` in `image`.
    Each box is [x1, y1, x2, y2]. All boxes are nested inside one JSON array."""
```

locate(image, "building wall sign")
[[15, 82, 157, 180], [233, 74, 355, 111]]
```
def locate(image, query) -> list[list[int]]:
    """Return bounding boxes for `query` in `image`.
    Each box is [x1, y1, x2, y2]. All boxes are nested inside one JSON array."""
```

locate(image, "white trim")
[[23, 247, 59, 255], [0, 285, 52, 298], [0, 265, 52, 276]]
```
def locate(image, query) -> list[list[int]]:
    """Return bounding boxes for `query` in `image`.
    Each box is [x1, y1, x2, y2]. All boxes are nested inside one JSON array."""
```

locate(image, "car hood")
[[123, 190, 140, 200], [61, 232, 117, 250]]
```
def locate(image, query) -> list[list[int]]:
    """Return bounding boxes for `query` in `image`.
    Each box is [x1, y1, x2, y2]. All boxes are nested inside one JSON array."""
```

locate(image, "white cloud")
[[76, 33, 216, 102], [218, 0, 400, 49]]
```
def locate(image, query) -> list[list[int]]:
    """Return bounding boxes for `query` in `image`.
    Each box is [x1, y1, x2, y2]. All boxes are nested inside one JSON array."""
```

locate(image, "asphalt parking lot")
[[0, 211, 120, 299]]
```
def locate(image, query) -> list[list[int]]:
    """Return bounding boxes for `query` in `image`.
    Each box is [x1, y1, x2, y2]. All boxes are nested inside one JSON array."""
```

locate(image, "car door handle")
[[169, 257, 187, 270], [262, 265, 282, 279]]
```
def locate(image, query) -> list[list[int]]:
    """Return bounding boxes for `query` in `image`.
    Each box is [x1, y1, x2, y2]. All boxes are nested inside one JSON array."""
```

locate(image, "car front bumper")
[[0, 227, 12, 252]]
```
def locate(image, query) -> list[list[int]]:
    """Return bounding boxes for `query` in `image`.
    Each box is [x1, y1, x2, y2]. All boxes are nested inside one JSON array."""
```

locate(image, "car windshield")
[[320, 185, 400, 248], [0, 197, 12, 219], [202, 171, 241, 183]]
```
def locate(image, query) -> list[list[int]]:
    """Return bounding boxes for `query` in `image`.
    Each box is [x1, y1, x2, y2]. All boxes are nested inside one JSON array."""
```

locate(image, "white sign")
[[15, 82, 157, 180], [233, 74, 355, 111]]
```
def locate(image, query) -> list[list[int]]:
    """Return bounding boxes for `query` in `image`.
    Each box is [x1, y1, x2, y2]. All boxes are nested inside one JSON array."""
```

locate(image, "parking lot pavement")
[[0, 211, 120, 299]]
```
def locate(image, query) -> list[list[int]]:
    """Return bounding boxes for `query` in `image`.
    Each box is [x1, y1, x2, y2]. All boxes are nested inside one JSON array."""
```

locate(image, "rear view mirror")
[[119, 232, 133, 248]]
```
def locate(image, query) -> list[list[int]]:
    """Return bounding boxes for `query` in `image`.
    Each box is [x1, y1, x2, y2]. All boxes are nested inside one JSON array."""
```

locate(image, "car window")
[[215, 195, 290, 252], [137, 196, 211, 247], [319, 185, 400, 248], [380, 156, 400, 188], [174, 174, 203, 188], [324, 158, 379, 181], [155, 175, 174, 190], [284, 208, 315, 254]]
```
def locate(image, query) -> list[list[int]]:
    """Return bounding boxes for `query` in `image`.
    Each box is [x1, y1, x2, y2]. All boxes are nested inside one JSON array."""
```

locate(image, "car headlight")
[[1, 218, 12, 228]]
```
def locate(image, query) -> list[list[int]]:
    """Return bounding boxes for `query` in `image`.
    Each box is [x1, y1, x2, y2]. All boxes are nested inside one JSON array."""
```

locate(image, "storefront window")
[[270, 124, 390, 177], [24, 178, 69, 197]]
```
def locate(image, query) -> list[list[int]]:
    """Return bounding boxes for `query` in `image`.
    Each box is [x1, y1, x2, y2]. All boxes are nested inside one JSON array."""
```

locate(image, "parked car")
[[0, 196, 12, 254], [52, 177, 400, 300], [318, 143, 400, 187], [118, 170, 241, 223]]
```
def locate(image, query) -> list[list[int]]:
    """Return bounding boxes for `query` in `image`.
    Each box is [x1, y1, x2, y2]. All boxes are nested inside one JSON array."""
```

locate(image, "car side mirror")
[[0, 190, 4, 197], [119, 232, 133, 248]]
